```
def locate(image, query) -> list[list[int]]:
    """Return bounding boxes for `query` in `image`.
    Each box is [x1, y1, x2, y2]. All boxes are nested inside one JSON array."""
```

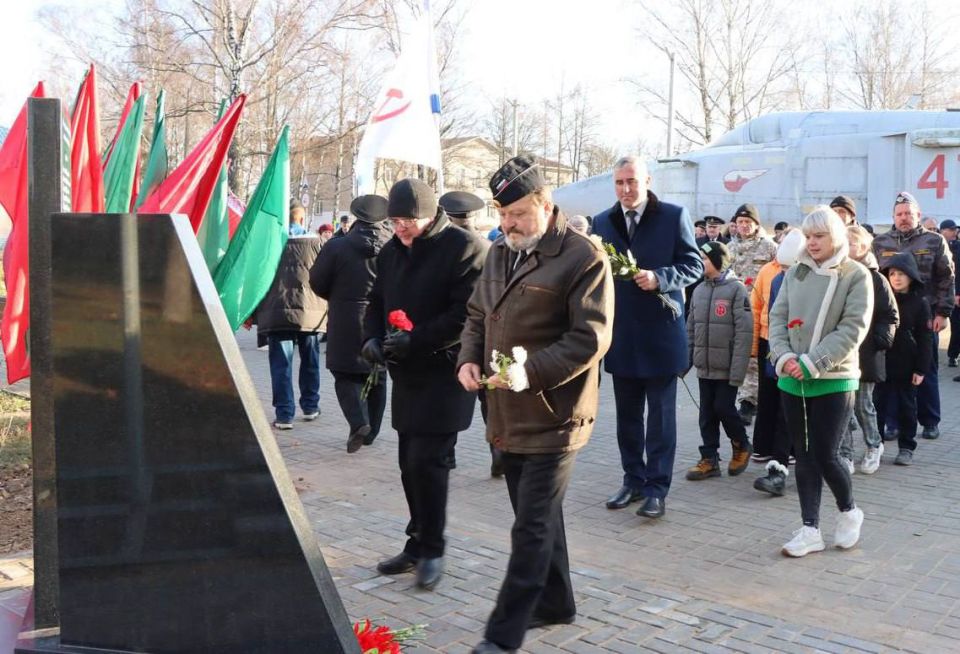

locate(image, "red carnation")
[[744, 277, 754, 286], [787, 318, 804, 329], [388, 310, 414, 332], [354, 620, 400, 654]]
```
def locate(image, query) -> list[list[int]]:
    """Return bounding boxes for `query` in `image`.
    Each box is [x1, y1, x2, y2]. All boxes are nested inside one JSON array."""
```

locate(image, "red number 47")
[[917, 154, 958, 199]]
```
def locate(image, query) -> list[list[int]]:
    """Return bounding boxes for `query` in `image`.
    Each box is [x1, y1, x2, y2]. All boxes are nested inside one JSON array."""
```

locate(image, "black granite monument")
[[16, 213, 360, 653]]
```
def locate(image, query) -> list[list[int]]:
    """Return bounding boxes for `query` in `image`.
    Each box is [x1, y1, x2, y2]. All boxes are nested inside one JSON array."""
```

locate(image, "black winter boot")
[[753, 460, 788, 496]]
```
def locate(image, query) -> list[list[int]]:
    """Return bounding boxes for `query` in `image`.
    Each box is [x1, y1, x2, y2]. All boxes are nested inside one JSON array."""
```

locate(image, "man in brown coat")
[[457, 155, 614, 654]]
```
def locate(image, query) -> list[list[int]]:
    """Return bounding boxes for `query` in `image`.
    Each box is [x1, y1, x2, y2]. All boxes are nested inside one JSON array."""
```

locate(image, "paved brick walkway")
[[4, 331, 960, 652]]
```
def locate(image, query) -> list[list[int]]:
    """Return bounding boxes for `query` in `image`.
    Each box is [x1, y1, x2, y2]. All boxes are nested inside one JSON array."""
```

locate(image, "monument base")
[[16, 630, 131, 653]]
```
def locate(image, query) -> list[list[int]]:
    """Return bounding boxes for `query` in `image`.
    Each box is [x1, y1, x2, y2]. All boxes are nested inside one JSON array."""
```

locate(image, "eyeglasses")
[[390, 217, 419, 227]]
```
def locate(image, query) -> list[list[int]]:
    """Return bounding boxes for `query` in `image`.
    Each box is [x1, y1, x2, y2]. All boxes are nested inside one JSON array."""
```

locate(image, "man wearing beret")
[[310, 194, 392, 452], [873, 192, 955, 440], [457, 155, 614, 654], [728, 203, 778, 426], [439, 190, 506, 477], [361, 179, 486, 591], [830, 195, 858, 226], [592, 156, 703, 520]]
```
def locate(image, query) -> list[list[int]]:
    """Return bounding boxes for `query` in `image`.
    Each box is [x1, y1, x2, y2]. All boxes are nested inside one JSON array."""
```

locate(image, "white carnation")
[[511, 346, 527, 365]]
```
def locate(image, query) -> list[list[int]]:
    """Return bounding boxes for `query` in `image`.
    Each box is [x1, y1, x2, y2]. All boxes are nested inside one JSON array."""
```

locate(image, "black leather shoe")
[[528, 613, 576, 629], [922, 425, 940, 440], [347, 425, 371, 453], [376, 551, 418, 575], [471, 640, 515, 654], [637, 496, 666, 518], [362, 429, 379, 446], [606, 485, 642, 509], [415, 556, 444, 590]]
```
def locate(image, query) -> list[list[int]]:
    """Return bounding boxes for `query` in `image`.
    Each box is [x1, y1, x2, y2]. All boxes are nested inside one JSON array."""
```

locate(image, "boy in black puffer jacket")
[[875, 252, 932, 466], [685, 241, 754, 480]]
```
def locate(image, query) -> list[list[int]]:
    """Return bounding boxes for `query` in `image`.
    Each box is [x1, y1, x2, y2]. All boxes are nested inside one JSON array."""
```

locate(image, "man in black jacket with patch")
[[310, 194, 392, 452], [361, 178, 486, 590]]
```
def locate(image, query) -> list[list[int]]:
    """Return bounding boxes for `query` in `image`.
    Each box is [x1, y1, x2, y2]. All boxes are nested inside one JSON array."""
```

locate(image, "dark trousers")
[[332, 371, 386, 438], [398, 431, 457, 559], [781, 391, 855, 528], [917, 332, 940, 427], [613, 375, 677, 499], [698, 378, 749, 460], [485, 451, 577, 650], [753, 339, 787, 459], [949, 307, 960, 359], [875, 381, 919, 452], [267, 332, 320, 423]]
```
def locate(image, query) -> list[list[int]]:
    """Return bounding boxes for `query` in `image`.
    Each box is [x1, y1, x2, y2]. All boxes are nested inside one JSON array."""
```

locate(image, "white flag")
[[355, 2, 442, 194]]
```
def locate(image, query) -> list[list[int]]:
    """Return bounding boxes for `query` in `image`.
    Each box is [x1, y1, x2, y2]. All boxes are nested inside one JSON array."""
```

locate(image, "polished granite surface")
[[18, 213, 358, 653]]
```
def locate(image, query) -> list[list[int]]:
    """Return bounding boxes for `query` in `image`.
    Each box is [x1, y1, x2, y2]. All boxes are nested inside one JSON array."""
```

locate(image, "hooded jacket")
[[768, 245, 873, 396], [687, 271, 753, 384], [855, 250, 899, 383], [310, 220, 392, 374], [255, 236, 326, 334], [881, 252, 933, 382]]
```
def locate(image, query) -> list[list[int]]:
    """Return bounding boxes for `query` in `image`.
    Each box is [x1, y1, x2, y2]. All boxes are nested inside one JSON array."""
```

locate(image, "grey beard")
[[505, 232, 542, 252]]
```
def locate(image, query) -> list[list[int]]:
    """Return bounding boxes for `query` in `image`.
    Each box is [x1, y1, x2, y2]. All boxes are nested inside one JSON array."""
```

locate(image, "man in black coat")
[[310, 194, 392, 452], [361, 178, 486, 590]]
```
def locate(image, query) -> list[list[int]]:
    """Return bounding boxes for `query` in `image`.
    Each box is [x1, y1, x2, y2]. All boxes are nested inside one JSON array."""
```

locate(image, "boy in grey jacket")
[[686, 242, 755, 479]]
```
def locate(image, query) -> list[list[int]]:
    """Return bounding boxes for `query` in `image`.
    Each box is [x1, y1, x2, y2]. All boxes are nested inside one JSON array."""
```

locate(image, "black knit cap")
[[774, 221, 789, 231], [387, 178, 437, 220], [489, 154, 545, 207], [829, 195, 856, 217], [439, 191, 485, 218], [700, 240, 733, 273], [350, 194, 388, 223], [732, 203, 760, 224]]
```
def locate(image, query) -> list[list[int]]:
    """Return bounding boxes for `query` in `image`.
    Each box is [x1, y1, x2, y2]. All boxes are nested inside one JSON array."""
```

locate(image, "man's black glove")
[[360, 338, 385, 365], [383, 331, 412, 362]]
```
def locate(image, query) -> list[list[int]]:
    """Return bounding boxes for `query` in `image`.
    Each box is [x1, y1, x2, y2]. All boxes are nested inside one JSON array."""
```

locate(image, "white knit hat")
[[776, 229, 805, 267]]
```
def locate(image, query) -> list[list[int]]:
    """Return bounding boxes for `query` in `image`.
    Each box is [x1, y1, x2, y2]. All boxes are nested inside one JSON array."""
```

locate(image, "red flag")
[[102, 81, 141, 168], [0, 82, 46, 383], [139, 95, 245, 233], [70, 64, 105, 213]]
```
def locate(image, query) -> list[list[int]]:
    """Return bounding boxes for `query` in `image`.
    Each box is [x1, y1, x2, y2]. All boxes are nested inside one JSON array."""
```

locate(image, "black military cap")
[[489, 154, 545, 207], [829, 195, 856, 217], [350, 194, 388, 223], [774, 221, 789, 231], [388, 178, 437, 220], [439, 191, 485, 218], [694, 219, 706, 228], [704, 215, 725, 225], [733, 203, 760, 224], [940, 219, 958, 230]]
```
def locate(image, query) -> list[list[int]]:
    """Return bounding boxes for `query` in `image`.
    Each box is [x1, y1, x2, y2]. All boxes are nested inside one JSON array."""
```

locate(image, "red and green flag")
[[70, 64, 105, 213], [134, 90, 168, 209], [138, 94, 245, 233], [196, 99, 230, 274], [0, 82, 46, 383], [213, 126, 290, 330], [103, 93, 145, 213], [102, 81, 141, 168]]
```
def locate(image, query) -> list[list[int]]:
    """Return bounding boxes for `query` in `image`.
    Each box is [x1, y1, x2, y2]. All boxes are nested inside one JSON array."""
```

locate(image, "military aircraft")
[[554, 110, 960, 226]]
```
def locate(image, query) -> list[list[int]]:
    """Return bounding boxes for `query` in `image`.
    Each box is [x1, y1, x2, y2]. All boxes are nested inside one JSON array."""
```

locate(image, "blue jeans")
[[612, 375, 678, 499], [268, 332, 320, 423]]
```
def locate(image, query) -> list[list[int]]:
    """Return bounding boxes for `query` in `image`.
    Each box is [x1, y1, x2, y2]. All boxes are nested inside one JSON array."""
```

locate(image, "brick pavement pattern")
[[5, 331, 960, 652]]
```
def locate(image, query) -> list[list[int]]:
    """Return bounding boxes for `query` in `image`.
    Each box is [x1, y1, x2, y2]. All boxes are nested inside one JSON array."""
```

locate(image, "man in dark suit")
[[591, 156, 703, 519], [361, 179, 486, 590]]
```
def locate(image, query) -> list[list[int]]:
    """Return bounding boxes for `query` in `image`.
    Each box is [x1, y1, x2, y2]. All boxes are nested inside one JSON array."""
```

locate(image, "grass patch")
[[0, 391, 30, 468]]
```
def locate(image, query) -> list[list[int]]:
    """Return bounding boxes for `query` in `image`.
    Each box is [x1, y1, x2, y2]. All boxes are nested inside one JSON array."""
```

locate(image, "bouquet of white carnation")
[[480, 346, 529, 392]]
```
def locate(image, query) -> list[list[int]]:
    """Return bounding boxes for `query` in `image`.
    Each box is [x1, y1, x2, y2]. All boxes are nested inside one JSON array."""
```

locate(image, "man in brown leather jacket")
[[457, 155, 614, 654]]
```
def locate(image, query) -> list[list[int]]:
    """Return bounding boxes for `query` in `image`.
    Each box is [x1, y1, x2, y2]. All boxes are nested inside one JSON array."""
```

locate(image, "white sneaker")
[[782, 526, 825, 557], [272, 421, 293, 430], [834, 507, 864, 549], [860, 444, 883, 475], [302, 411, 320, 421], [840, 456, 855, 475]]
